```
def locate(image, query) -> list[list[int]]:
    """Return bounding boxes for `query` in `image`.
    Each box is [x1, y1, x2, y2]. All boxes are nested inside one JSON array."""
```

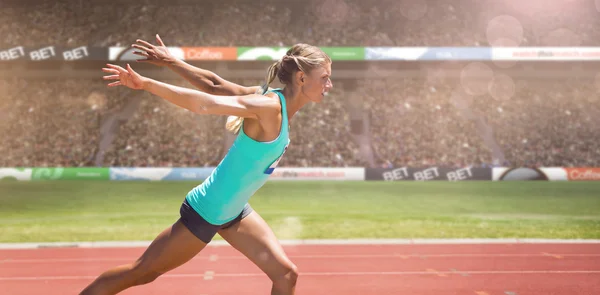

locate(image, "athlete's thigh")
[[217, 211, 295, 279], [136, 219, 207, 273]]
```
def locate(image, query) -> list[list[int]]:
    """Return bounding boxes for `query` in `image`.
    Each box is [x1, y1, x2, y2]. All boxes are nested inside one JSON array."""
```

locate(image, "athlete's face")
[[300, 62, 333, 103]]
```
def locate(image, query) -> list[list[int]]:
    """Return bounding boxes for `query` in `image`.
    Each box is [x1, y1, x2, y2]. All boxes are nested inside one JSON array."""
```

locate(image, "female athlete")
[[81, 38, 333, 295]]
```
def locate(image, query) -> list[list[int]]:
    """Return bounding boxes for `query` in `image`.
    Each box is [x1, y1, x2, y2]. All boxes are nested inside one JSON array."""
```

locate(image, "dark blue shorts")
[[178, 199, 253, 244]]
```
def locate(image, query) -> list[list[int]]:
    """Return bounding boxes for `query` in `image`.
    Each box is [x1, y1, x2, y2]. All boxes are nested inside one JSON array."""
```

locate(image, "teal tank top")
[[185, 89, 290, 225]]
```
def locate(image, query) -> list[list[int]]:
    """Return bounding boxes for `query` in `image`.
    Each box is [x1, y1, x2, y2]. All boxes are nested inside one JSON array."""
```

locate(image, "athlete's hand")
[[131, 34, 176, 66], [102, 63, 146, 90]]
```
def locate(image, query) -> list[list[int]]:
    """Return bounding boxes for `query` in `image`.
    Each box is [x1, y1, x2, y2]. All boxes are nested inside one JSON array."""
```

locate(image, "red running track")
[[1, 243, 599, 295]]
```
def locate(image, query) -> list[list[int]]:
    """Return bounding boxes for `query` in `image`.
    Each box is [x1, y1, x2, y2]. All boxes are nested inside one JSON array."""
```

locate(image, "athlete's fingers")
[[126, 63, 139, 76], [136, 39, 155, 48], [156, 34, 166, 47], [106, 63, 127, 73], [102, 68, 119, 74], [132, 51, 149, 57], [132, 44, 152, 53], [102, 75, 120, 80], [107, 81, 122, 87]]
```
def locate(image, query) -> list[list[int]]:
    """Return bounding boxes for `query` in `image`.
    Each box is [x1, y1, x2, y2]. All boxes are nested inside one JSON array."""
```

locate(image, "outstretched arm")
[[167, 58, 260, 96], [102, 63, 277, 119], [132, 35, 260, 96]]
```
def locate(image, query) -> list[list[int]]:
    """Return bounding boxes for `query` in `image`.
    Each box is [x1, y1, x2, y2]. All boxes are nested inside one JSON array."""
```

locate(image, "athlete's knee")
[[130, 261, 164, 286], [132, 269, 162, 286], [272, 263, 299, 290], [287, 264, 299, 285]]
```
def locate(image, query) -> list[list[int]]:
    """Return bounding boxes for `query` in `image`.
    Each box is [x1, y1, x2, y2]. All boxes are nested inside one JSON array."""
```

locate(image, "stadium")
[[1, 0, 600, 294]]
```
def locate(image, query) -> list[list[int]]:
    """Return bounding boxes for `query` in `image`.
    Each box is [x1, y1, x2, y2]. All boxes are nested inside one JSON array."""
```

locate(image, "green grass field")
[[1, 181, 599, 242]]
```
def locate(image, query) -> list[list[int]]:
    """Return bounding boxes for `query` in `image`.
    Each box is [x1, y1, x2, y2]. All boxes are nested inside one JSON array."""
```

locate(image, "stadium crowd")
[[1, 0, 599, 48], [1, 0, 599, 168], [1, 75, 599, 168], [364, 76, 600, 168]]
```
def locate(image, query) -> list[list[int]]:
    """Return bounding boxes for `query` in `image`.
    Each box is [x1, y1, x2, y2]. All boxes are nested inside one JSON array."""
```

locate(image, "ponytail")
[[226, 60, 281, 134]]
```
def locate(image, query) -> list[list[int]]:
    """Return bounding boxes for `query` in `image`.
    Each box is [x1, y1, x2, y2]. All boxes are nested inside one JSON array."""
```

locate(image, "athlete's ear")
[[295, 71, 305, 86]]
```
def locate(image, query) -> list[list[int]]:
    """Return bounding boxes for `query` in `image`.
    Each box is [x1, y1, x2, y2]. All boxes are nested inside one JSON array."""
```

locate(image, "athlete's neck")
[[281, 86, 309, 122]]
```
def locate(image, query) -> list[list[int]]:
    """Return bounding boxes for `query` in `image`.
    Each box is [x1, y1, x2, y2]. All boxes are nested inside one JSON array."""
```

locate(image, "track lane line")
[[3, 253, 600, 263], [2, 270, 600, 281]]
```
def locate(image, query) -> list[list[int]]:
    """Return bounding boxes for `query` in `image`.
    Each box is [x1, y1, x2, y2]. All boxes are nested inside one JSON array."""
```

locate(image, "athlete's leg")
[[79, 219, 207, 295], [218, 210, 298, 295]]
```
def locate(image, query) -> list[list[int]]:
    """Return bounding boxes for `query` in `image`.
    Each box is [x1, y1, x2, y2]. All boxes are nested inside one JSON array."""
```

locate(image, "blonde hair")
[[226, 44, 332, 133]]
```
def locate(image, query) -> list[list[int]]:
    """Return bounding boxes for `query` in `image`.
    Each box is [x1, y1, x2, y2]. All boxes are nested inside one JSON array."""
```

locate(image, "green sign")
[[31, 168, 109, 180], [321, 47, 365, 60], [237, 47, 365, 61]]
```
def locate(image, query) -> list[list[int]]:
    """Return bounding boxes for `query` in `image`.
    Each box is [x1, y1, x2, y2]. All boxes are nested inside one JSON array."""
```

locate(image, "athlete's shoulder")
[[235, 85, 276, 96], [238, 93, 279, 111], [262, 92, 283, 114]]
